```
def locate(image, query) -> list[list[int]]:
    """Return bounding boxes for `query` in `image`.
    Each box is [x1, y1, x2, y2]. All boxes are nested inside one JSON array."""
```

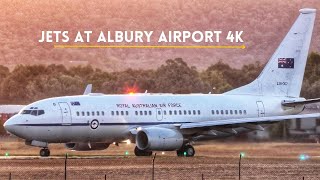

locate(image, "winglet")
[[83, 84, 92, 95]]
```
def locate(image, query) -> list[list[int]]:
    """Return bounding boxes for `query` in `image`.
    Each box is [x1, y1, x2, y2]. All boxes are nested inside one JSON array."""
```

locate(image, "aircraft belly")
[[19, 124, 129, 143], [19, 126, 63, 143], [58, 125, 128, 143]]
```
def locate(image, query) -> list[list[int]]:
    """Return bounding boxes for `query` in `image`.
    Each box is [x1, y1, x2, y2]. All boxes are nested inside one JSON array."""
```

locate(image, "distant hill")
[[0, 0, 319, 71]]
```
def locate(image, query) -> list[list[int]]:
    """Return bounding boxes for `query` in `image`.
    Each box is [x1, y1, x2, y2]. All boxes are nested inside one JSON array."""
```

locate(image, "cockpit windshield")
[[21, 109, 45, 116]]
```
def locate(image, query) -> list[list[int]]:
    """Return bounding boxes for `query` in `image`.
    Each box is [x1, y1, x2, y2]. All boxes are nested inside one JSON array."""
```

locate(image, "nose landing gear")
[[25, 140, 50, 157], [40, 148, 50, 157]]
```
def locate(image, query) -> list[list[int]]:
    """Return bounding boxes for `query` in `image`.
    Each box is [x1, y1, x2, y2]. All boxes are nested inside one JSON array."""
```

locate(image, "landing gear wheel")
[[176, 149, 184, 156], [40, 148, 50, 157], [176, 144, 195, 157], [134, 146, 152, 156], [184, 145, 195, 157]]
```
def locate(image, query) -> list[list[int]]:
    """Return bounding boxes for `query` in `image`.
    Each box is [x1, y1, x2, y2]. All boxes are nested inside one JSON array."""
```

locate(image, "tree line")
[[0, 52, 320, 104]]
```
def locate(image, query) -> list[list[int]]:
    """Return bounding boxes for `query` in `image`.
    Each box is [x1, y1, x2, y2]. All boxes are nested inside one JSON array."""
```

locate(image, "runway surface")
[[0, 142, 320, 179]]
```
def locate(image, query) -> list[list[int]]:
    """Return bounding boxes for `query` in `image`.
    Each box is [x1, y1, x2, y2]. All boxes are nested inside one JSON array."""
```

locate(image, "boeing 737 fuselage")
[[4, 8, 320, 157]]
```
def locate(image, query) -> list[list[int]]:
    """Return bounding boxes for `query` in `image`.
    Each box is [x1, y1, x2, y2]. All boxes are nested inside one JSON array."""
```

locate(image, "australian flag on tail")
[[278, 58, 294, 68]]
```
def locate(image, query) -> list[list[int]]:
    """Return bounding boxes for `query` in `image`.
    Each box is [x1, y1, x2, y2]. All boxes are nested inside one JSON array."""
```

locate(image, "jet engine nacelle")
[[136, 127, 184, 151], [65, 143, 109, 151]]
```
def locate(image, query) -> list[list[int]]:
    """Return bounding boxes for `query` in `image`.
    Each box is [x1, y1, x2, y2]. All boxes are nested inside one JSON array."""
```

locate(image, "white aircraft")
[[4, 8, 320, 157]]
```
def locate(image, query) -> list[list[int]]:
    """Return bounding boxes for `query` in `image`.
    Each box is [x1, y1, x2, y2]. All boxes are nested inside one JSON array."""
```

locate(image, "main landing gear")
[[134, 146, 153, 156], [133, 145, 195, 157], [40, 148, 50, 157], [176, 144, 195, 157]]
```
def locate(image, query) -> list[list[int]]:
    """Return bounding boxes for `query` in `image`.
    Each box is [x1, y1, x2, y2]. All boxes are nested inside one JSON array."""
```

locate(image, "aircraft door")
[[156, 108, 163, 121], [58, 102, 72, 124], [256, 101, 265, 117]]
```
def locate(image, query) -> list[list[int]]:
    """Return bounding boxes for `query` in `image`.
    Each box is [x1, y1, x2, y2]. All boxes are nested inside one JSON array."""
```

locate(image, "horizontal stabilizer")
[[282, 98, 320, 107], [180, 113, 320, 129]]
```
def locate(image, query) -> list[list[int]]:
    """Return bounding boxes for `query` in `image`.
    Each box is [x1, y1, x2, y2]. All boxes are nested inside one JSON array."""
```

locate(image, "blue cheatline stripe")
[[14, 122, 191, 127]]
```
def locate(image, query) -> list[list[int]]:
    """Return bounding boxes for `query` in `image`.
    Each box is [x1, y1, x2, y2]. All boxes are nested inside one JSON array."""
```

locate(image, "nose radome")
[[4, 115, 30, 140], [4, 116, 18, 134]]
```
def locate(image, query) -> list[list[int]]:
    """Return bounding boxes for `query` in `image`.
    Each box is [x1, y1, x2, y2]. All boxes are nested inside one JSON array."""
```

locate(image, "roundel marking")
[[90, 119, 99, 129]]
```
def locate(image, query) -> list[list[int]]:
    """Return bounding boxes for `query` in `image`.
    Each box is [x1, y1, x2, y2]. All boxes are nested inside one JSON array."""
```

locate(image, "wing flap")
[[180, 113, 320, 129], [240, 123, 265, 131]]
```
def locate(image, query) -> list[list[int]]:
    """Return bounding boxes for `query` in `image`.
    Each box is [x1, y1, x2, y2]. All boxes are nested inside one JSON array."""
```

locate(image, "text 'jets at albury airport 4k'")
[[4, 8, 320, 157]]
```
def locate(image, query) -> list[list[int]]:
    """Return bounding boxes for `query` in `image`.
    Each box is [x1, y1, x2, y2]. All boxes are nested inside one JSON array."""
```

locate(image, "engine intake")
[[136, 127, 183, 151], [65, 143, 109, 151]]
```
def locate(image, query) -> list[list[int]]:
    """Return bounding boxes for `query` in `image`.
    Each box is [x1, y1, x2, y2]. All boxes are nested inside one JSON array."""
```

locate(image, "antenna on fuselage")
[[83, 84, 92, 95]]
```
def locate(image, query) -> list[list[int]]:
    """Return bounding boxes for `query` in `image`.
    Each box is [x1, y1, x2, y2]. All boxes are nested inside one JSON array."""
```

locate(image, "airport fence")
[[0, 153, 319, 180]]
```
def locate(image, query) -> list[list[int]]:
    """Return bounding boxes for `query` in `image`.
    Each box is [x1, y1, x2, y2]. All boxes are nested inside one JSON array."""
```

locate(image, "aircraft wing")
[[180, 113, 320, 129]]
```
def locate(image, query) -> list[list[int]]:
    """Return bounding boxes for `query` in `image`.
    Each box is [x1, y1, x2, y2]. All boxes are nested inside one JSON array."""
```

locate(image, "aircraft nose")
[[4, 116, 18, 135]]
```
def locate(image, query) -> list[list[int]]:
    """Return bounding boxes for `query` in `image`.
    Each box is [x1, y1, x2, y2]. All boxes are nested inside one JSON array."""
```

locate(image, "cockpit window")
[[38, 110, 45, 115], [21, 109, 45, 116], [22, 110, 32, 114], [31, 110, 37, 116]]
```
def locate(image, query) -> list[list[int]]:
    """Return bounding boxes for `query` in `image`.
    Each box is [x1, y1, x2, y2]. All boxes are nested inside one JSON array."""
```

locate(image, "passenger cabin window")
[[174, 110, 177, 115], [102, 111, 104, 116], [235, 110, 238, 115], [188, 110, 191, 115], [111, 111, 114, 116], [77, 112, 80, 116], [239, 110, 242, 115], [198, 110, 200, 115], [169, 110, 172, 115], [82, 112, 85, 116], [144, 111, 147, 115], [225, 110, 228, 115], [92, 112, 95, 116], [193, 110, 196, 115], [87, 112, 90, 116], [164, 111, 167, 115], [158, 111, 161, 115], [179, 110, 182, 115], [97, 111, 100, 116], [116, 111, 119, 116], [184, 110, 187, 115], [135, 111, 138, 116], [140, 111, 143, 115], [244, 110, 247, 115], [212, 110, 215, 115], [149, 111, 152, 115], [221, 110, 224, 115], [121, 111, 124, 116], [216, 110, 219, 115], [126, 111, 129, 116]]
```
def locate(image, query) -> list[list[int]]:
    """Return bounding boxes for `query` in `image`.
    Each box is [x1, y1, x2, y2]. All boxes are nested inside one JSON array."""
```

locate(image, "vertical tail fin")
[[225, 8, 316, 97]]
